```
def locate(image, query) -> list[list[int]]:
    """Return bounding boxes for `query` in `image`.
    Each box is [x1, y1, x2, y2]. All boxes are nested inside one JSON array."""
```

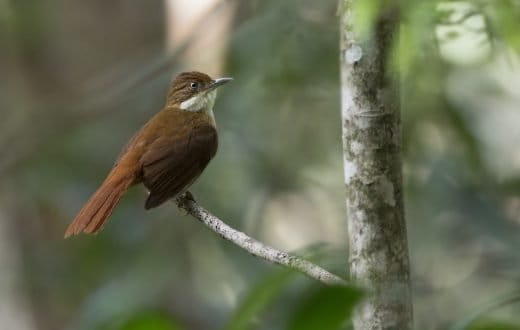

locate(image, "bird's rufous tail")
[[64, 170, 134, 238]]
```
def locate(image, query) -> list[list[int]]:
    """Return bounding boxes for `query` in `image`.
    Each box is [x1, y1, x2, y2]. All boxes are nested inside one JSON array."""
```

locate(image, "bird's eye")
[[190, 82, 199, 90]]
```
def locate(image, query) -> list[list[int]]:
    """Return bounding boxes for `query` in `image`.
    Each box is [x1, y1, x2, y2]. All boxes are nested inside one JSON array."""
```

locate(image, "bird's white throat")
[[180, 90, 217, 113], [179, 90, 217, 126]]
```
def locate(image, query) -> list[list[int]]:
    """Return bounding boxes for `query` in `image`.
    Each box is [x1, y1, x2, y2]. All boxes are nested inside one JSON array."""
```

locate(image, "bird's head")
[[166, 71, 232, 112]]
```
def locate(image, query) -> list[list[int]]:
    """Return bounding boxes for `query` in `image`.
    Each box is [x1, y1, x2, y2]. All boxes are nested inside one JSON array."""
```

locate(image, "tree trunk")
[[338, 1, 413, 329]]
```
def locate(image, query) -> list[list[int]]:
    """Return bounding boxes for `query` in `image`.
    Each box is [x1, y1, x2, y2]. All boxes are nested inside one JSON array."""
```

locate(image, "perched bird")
[[64, 71, 232, 238]]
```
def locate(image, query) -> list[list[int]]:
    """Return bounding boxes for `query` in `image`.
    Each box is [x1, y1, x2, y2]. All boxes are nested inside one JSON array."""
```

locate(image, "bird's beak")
[[207, 77, 233, 91]]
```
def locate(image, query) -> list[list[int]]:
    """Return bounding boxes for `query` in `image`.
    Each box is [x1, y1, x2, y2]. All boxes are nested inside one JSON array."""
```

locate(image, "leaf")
[[288, 285, 363, 330], [493, 0, 520, 53], [226, 268, 298, 330]]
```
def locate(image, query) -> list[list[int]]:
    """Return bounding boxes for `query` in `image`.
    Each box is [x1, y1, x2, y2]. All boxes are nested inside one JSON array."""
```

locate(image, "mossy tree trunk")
[[338, 1, 413, 329]]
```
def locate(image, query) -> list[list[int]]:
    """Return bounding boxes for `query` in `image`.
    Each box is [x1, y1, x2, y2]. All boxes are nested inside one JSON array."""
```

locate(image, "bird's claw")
[[175, 191, 196, 215]]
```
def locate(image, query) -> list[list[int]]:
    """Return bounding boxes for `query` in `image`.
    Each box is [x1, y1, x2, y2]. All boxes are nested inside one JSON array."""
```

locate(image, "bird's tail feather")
[[64, 170, 133, 238]]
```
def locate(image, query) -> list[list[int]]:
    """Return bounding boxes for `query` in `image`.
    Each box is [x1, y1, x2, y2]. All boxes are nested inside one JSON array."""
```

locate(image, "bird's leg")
[[174, 191, 196, 215]]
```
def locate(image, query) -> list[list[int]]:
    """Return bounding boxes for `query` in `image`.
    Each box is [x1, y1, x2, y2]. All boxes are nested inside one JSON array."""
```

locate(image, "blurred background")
[[1, 0, 520, 329]]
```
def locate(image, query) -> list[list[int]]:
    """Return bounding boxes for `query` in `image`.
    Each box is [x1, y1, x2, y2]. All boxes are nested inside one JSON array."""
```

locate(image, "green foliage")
[[288, 285, 363, 330], [227, 246, 350, 330], [226, 269, 297, 330], [493, 0, 520, 52]]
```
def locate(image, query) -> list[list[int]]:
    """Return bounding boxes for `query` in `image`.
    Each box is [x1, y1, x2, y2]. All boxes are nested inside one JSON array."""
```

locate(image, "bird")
[[64, 71, 232, 238]]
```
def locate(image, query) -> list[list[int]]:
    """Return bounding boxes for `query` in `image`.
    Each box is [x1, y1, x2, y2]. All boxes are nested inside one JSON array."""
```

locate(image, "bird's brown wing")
[[141, 123, 218, 209]]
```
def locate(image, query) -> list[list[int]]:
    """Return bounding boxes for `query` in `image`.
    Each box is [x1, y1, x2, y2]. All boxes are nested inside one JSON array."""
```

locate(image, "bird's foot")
[[174, 191, 196, 215]]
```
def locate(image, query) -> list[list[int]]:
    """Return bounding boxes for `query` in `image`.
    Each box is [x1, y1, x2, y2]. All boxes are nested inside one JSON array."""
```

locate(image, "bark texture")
[[175, 193, 346, 286], [338, 1, 413, 329]]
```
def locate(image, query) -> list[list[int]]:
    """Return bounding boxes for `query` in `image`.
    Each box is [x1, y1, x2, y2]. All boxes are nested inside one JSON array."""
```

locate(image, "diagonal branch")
[[174, 192, 346, 286]]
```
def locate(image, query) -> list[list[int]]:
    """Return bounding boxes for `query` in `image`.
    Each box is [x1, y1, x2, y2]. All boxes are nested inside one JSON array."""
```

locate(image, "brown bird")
[[64, 71, 232, 238]]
